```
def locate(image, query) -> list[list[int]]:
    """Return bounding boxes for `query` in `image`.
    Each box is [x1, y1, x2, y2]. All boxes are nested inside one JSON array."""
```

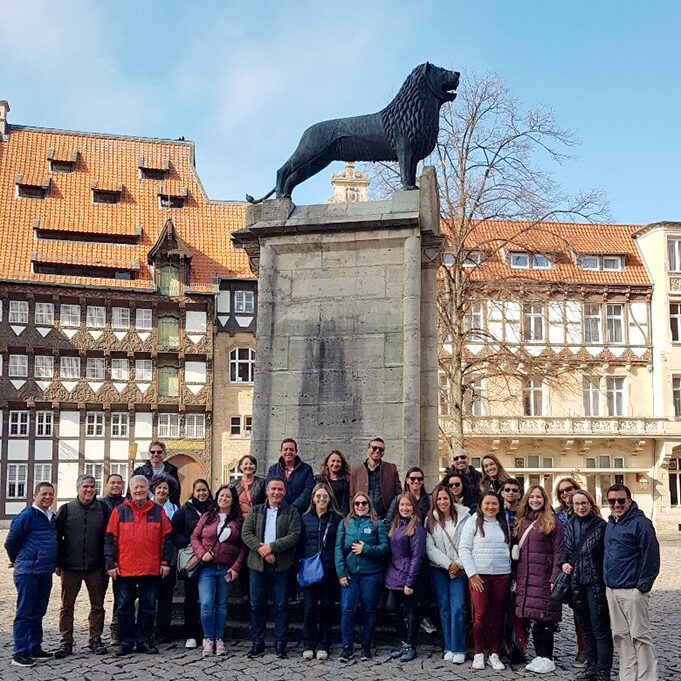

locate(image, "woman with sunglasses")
[[171, 479, 213, 649], [425, 484, 470, 663], [561, 490, 612, 681], [442, 472, 468, 507], [299, 483, 342, 661], [191, 485, 245, 657], [554, 477, 582, 524], [513, 486, 564, 675], [385, 467, 431, 525], [385, 492, 426, 662], [315, 450, 352, 516], [459, 492, 512, 671], [479, 455, 511, 496], [335, 492, 388, 663]]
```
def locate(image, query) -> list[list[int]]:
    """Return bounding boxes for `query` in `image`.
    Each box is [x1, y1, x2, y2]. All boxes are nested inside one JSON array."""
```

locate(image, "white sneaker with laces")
[[452, 652, 466, 664], [534, 657, 556, 674], [472, 653, 485, 670], [202, 639, 213, 657], [488, 653, 505, 671], [526, 656, 541, 672], [302, 650, 314, 660], [185, 638, 198, 649], [443, 651, 454, 661]]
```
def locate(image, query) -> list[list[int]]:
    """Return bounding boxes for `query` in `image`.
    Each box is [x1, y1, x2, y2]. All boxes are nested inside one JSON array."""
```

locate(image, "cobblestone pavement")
[[1, 531, 679, 681]]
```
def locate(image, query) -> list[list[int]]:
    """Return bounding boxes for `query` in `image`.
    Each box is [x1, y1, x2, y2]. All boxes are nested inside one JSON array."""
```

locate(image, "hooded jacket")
[[266, 456, 314, 512], [426, 504, 471, 570], [603, 501, 659, 593], [385, 519, 426, 590]]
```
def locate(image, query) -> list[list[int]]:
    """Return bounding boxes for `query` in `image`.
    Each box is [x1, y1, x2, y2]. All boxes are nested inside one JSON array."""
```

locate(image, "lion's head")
[[422, 62, 460, 102]]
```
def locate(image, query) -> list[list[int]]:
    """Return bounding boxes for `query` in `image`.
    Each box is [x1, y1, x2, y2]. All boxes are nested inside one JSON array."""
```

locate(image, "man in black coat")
[[447, 448, 482, 510], [133, 440, 181, 506]]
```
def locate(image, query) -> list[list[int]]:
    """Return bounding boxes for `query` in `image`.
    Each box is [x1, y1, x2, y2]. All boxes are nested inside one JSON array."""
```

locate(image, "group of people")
[[5, 439, 661, 681]]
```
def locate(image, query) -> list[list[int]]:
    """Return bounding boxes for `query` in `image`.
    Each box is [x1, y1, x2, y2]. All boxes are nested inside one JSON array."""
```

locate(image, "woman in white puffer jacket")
[[425, 484, 471, 664], [458, 492, 512, 672]]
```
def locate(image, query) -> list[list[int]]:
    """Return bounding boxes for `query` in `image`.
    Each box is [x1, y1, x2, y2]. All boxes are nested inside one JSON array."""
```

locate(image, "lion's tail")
[[245, 188, 276, 204]]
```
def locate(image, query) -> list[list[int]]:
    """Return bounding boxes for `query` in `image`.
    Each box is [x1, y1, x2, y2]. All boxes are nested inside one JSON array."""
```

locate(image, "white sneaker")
[[302, 649, 314, 660], [488, 653, 505, 671], [526, 657, 541, 672], [443, 651, 454, 661], [185, 638, 198, 649], [534, 657, 556, 674], [452, 652, 466, 664], [472, 653, 485, 670], [316, 650, 328, 660]]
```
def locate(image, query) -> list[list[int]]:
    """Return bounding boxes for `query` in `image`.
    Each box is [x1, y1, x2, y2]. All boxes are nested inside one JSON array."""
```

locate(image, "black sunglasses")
[[354, 500, 368, 507], [503, 488, 520, 493], [447, 482, 462, 488], [408, 476, 424, 482], [453, 455, 467, 461], [607, 497, 627, 506], [370, 445, 385, 452]]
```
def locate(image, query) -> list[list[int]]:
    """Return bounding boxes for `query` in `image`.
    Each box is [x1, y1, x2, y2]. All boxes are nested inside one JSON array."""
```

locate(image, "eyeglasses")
[[503, 488, 520, 494], [314, 494, 330, 500], [408, 476, 424, 482], [559, 486, 575, 495], [452, 455, 467, 462], [370, 445, 385, 452], [149, 450, 164, 454], [447, 482, 462, 488], [354, 500, 369, 507], [607, 497, 627, 506]]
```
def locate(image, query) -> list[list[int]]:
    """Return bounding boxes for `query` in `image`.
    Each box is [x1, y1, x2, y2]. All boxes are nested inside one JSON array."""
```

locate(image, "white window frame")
[[229, 347, 255, 384], [580, 255, 600, 271], [7, 463, 28, 499], [464, 377, 486, 416], [9, 300, 29, 324], [523, 379, 544, 416], [34, 463, 52, 485], [602, 256, 623, 271], [244, 416, 253, 437], [669, 458, 681, 507], [34, 355, 54, 379], [111, 412, 129, 438], [135, 308, 152, 330], [157, 413, 181, 439], [9, 354, 28, 378], [584, 303, 602, 344], [671, 303, 681, 343], [86, 357, 105, 380], [185, 413, 205, 439], [674, 376, 681, 418], [668, 238, 681, 273], [86, 411, 105, 437], [36, 410, 53, 437], [509, 252, 552, 270], [523, 302, 544, 342], [60, 304, 81, 327], [83, 462, 105, 495], [112, 307, 131, 330], [9, 410, 29, 437], [35, 302, 55, 326], [109, 463, 129, 494], [606, 377, 625, 417], [86, 305, 106, 328], [606, 304, 624, 344], [135, 359, 152, 382], [234, 290, 255, 314], [583, 376, 600, 416], [462, 250, 484, 267], [464, 301, 483, 334], [111, 358, 129, 381]]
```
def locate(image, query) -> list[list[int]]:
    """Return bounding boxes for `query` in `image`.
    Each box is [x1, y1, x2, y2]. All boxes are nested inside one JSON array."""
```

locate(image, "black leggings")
[[531, 620, 556, 659], [386, 589, 420, 647]]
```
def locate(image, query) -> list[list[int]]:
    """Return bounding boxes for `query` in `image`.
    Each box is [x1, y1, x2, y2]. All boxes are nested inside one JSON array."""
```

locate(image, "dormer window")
[[148, 218, 192, 295], [138, 156, 169, 181], [15, 174, 50, 200], [580, 255, 623, 272], [157, 184, 187, 209], [508, 252, 552, 270], [47, 148, 77, 173], [92, 181, 122, 205], [463, 250, 484, 267], [159, 265, 181, 296]]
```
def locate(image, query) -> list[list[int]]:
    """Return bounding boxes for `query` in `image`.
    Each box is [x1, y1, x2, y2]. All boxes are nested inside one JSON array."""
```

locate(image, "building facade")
[[0, 101, 250, 518]]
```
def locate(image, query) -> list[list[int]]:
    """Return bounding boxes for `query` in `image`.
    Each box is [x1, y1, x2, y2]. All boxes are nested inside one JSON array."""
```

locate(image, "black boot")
[[576, 662, 597, 681], [597, 669, 612, 681]]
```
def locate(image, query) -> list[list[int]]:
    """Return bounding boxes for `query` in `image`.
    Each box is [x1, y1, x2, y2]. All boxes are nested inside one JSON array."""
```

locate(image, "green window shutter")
[[158, 317, 179, 347], [159, 367, 179, 396], [160, 266, 181, 296]]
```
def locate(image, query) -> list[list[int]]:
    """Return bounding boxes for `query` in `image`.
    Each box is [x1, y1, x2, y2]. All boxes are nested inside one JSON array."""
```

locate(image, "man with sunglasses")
[[603, 484, 660, 681], [132, 441, 181, 506], [501, 478, 523, 531], [448, 448, 482, 510], [349, 438, 401, 519]]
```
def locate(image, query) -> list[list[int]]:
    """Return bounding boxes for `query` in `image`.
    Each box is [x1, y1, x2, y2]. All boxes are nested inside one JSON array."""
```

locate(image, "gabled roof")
[[0, 123, 251, 291], [461, 220, 650, 286]]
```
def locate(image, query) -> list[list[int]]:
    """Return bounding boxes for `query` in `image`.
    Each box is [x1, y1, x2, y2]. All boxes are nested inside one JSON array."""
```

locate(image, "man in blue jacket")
[[603, 484, 660, 681], [266, 438, 314, 512], [4, 482, 58, 667]]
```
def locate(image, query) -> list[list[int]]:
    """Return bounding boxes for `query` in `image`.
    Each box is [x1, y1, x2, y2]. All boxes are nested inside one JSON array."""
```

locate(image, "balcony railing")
[[452, 416, 666, 437]]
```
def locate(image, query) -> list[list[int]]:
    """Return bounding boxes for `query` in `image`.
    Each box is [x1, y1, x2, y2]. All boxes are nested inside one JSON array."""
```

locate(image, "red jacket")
[[104, 499, 172, 577]]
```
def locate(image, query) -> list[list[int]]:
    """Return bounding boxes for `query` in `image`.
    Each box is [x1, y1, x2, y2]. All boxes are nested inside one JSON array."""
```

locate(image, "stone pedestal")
[[233, 167, 442, 483]]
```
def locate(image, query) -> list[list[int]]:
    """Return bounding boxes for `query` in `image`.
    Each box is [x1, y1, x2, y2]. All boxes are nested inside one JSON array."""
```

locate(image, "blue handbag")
[[297, 520, 330, 587]]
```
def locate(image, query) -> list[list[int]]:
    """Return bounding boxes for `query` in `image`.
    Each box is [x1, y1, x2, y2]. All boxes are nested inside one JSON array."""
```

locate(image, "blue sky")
[[1, 1, 679, 223]]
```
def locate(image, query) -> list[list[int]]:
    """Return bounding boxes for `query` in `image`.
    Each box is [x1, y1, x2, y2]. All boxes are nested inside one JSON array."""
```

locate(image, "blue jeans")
[[431, 567, 466, 654], [114, 576, 158, 647], [13, 573, 52, 656], [574, 584, 613, 672], [198, 564, 232, 640], [340, 571, 383, 650], [250, 566, 289, 646]]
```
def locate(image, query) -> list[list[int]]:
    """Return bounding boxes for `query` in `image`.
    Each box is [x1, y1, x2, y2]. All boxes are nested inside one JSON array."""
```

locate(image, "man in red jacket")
[[105, 475, 172, 656]]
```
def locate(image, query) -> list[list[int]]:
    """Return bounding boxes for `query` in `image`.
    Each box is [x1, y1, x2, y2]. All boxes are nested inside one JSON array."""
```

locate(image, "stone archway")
[[167, 454, 205, 504]]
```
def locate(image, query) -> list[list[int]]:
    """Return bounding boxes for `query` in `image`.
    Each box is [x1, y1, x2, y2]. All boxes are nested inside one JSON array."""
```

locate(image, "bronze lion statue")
[[246, 62, 459, 202]]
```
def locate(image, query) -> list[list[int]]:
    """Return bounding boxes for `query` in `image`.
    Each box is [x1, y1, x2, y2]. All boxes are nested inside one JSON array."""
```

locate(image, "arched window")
[[229, 348, 255, 383]]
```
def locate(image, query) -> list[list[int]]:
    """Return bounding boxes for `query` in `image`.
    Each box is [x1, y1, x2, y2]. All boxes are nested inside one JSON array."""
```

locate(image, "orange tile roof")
[[461, 220, 650, 287], [33, 240, 140, 270], [0, 124, 251, 291]]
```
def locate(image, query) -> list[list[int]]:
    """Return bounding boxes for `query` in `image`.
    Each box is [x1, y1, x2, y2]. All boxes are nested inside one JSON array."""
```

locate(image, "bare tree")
[[363, 72, 609, 462]]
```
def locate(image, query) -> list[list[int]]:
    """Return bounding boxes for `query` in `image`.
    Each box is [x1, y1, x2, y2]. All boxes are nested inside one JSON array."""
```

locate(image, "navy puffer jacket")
[[514, 512, 564, 622], [5, 506, 57, 576], [299, 510, 341, 573]]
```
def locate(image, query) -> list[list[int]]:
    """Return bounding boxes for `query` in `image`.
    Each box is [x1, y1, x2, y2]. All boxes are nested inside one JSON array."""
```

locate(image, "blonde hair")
[[514, 485, 556, 536], [388, 492, 421, 538]]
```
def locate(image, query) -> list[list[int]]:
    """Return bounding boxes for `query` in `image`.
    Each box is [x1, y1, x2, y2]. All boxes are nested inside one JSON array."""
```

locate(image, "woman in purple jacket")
[[513, 485, 564, 675], [191, 485, 246, 657], [385, 492, 426, 662]]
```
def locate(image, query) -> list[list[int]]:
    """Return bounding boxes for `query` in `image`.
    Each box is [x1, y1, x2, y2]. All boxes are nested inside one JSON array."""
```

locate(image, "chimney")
[[0, 100, 9, 137]]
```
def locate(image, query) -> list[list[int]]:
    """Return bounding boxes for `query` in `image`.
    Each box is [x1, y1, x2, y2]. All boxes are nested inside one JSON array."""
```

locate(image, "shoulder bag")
[[297, 519, 331, 588], [511, 520, 536, 561]]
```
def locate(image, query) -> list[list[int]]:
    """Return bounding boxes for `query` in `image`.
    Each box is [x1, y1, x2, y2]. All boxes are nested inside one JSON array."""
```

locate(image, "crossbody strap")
[[440, 522, 459, 553], [318, 518, 331, 552], [517, 520, 536, 550]]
